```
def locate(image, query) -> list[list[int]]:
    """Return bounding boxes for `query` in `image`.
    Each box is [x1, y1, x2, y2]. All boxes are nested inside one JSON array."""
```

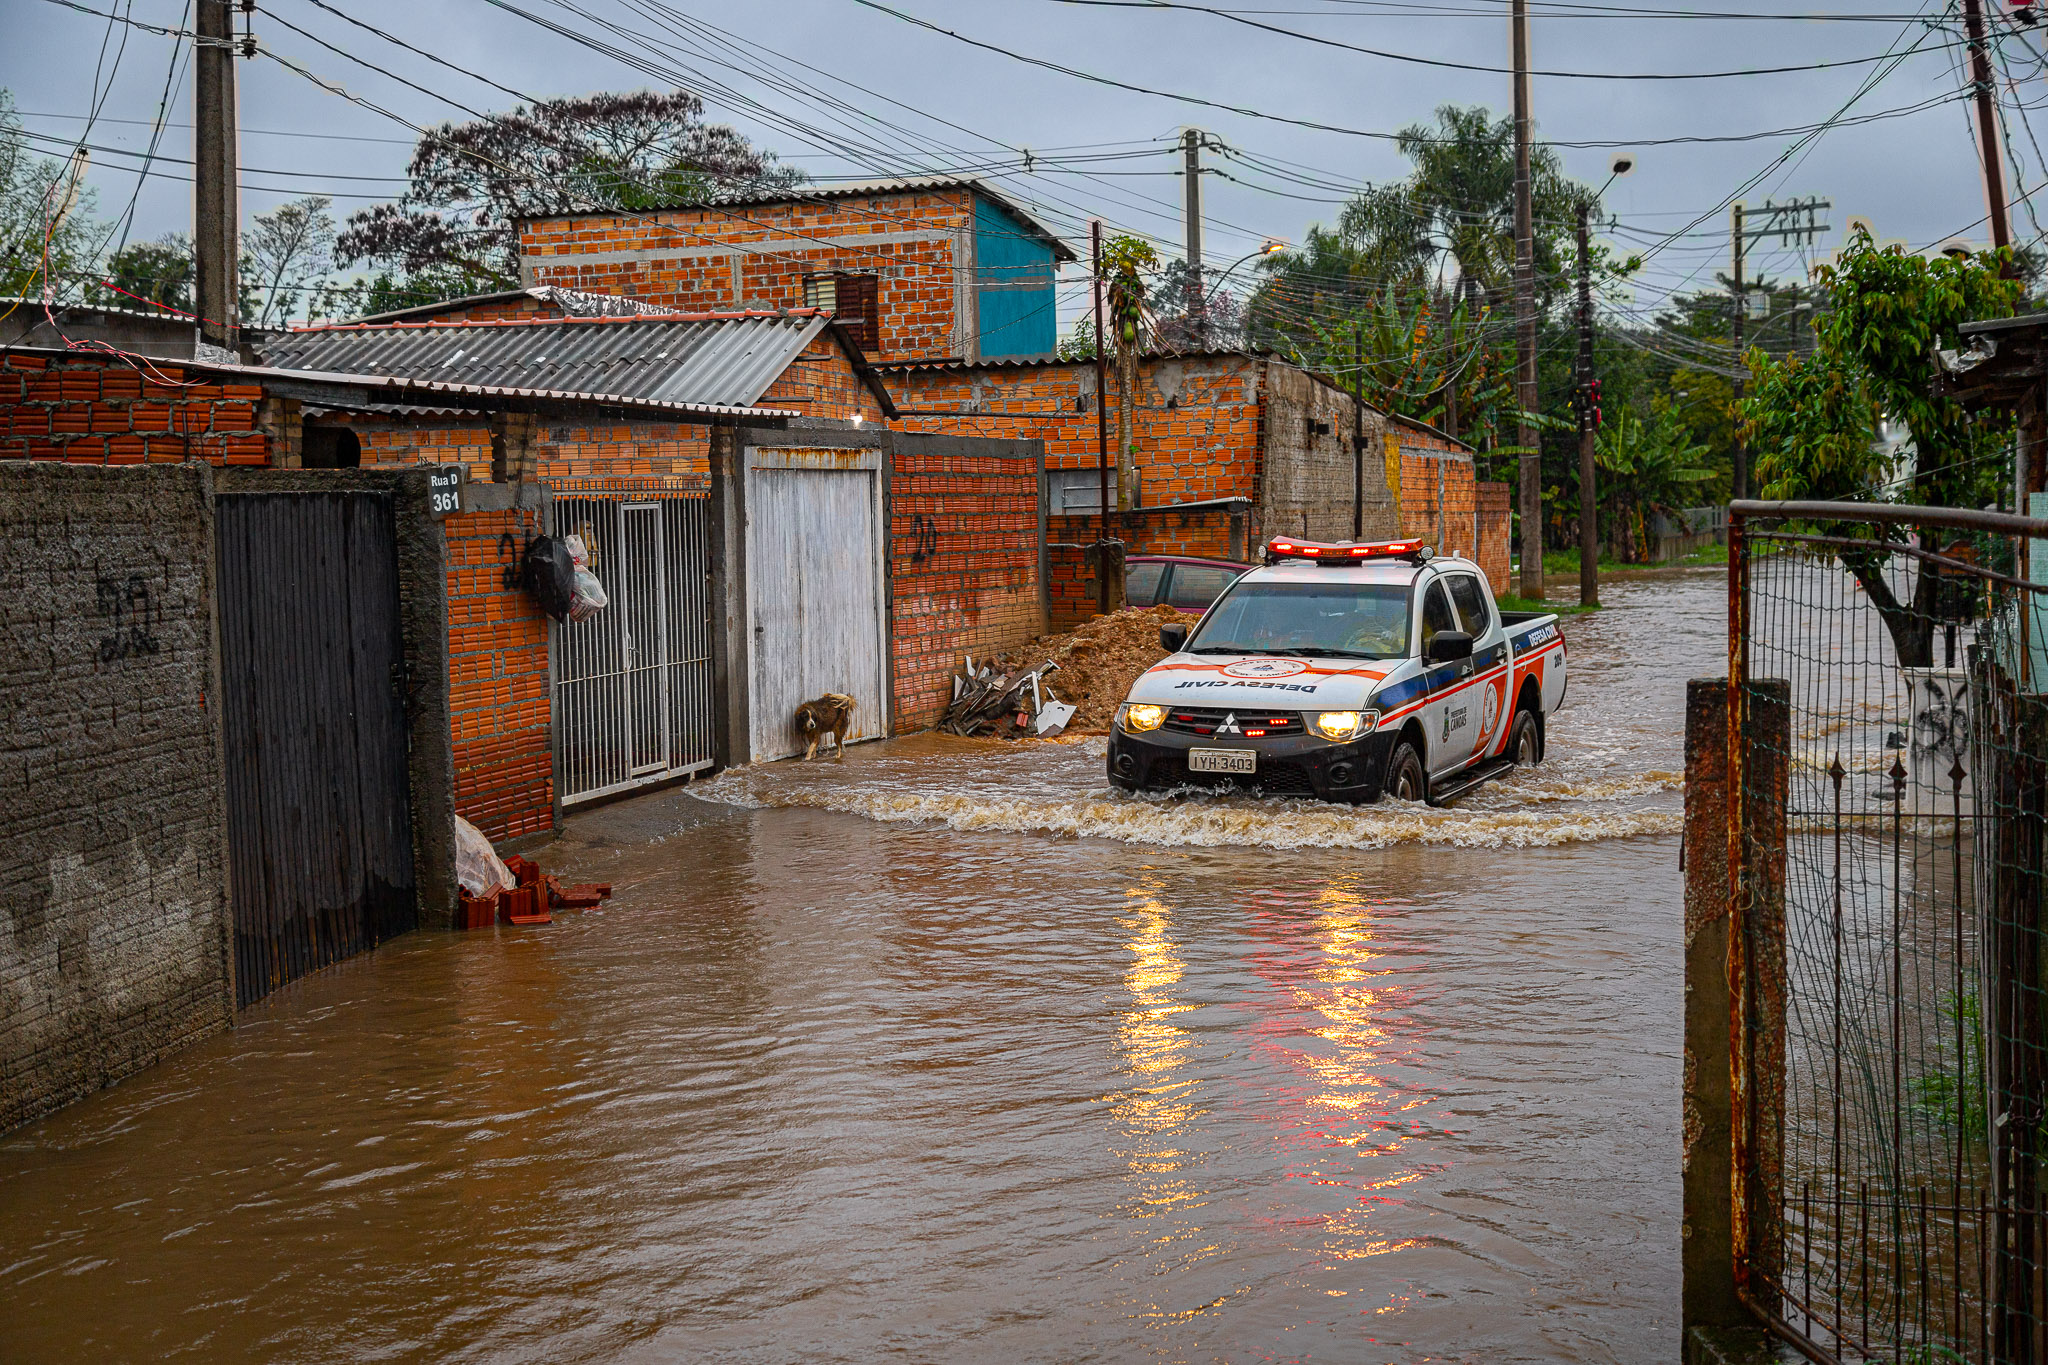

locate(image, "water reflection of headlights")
[[1313, 709, 1378, 741], [1120, 703, 1167, 733]]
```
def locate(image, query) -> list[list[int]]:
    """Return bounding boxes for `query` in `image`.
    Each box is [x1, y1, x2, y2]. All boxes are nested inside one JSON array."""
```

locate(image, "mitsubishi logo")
[[1216, 712, 1242, 735]]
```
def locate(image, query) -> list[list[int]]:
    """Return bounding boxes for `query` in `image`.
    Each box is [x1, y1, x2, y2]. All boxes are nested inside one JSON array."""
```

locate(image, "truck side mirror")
[[1159, 623, 1189, 652], [1426, 630, 1473, 663]]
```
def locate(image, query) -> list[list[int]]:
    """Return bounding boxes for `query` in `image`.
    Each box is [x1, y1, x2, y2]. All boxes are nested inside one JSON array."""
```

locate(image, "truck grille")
[[1162, 707, 1304, 738], [1152, 756, 1318, 797]]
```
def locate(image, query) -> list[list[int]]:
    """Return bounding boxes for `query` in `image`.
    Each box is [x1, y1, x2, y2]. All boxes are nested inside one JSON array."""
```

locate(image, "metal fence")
[[549, 494, 716, 805], [1731, 500, 2048, 1363]]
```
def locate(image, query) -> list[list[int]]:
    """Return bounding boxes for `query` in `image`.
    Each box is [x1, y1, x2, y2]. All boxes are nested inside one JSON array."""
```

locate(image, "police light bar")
[[1263, 536, 1432, 564]]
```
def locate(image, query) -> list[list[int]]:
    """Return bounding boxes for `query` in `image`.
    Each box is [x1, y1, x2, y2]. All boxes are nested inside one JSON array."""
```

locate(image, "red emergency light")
[[1263, 536, 1431, 565]]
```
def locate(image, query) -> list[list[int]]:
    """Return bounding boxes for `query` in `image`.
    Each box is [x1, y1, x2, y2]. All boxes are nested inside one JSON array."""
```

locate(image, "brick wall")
[[0, 352, 268, 465], [520, 190, 976, 362], [890, 355, 1263, 507], [887, 436, 1043, 728], [1045, 505, 1248, 628], [1476, 481, 1511, 594], [442, 507, 553, 841], [1, 463, 230, 1133]]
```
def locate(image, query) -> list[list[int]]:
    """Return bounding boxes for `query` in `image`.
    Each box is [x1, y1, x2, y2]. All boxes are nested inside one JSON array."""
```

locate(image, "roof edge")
[[514, 176, 1077, 262]]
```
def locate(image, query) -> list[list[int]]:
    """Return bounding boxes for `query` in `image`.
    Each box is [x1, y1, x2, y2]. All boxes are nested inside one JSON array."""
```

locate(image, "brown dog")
[[794, 693, 857, 761]]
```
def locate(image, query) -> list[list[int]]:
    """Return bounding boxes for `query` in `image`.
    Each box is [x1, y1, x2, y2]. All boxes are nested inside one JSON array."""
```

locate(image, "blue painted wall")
[[974, 195, 1056, 358]]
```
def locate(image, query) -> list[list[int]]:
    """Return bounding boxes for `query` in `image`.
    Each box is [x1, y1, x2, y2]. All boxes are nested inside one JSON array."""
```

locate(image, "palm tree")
[[1396, 105, 1583, 314]]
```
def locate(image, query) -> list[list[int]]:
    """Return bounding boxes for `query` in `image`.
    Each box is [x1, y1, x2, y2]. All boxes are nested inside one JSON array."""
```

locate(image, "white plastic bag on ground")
[[455, 814, 515, 895]]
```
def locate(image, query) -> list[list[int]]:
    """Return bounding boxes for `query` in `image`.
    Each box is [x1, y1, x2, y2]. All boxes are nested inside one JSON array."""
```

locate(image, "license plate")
[[1188, 747, 1256, 775]]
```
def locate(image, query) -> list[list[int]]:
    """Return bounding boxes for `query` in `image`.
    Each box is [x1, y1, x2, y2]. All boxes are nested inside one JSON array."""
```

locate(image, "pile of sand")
[[992, 603, 1182, 733]]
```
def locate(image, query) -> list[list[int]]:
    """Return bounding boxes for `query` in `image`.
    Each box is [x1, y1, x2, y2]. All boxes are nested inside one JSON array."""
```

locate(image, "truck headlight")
[[1313, 710, 1376, 741], [1121, 703, 1166, 733]]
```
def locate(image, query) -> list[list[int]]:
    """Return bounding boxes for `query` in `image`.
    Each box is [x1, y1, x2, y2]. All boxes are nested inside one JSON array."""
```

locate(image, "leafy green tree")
[[89, 233, 193, 314], [1594, 406, 1715, 560], [240, 196, 337, 328], [337, 90, 800, 296], [1742, 230, 2024, 663], [0, 90, 102, 301]]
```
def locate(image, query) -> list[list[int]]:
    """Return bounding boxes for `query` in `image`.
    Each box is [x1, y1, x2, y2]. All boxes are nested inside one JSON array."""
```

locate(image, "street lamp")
[[1209, 240, 1286, 296]]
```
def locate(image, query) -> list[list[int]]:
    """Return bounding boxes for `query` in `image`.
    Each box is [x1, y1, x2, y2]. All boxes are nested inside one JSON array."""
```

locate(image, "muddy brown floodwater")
[[0, 568, 1727, 1364]]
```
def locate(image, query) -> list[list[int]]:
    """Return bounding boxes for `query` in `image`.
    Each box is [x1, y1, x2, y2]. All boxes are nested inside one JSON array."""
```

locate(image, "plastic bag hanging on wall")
[[521, 535, 577, 621], [563, 534, 609, 623]]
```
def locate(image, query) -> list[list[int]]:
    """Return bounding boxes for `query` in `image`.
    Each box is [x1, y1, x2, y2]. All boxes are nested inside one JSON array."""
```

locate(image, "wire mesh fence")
[[1733, 504, 2048, 1364]]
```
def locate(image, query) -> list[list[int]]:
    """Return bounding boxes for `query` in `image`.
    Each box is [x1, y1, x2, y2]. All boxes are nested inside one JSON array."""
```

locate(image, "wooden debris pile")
[[937, 603, 1185, 738]]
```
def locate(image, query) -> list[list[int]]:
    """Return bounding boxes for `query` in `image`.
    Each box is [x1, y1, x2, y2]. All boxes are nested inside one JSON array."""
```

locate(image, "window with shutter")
[[834, 272, 880, 355], [801, 274, 837, 313]]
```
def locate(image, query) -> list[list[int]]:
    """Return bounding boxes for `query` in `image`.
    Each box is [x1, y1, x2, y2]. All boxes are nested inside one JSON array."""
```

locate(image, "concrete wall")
[[1258, 362, 1402, 545], [0, 463, 232, 1133]]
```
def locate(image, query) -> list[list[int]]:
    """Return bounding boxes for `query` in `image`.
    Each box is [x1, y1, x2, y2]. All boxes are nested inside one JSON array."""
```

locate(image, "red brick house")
[[888, 352, 1507, 623], [514, 184, 1510, 617], [518, 177, 1075, 364]]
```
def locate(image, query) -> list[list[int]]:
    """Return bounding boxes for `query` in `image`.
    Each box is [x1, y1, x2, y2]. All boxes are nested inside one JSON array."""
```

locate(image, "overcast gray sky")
[[9, 0, 2044, 328]]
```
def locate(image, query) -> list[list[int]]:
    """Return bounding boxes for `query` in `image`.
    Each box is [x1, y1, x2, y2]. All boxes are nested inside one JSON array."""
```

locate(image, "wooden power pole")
[[195, 0, 240, 357], [1512, 0, 1542, 600], [1576, 203, 1599, 609], [1962, 0, 2013, 251], [1091, 219, 1114, 612]]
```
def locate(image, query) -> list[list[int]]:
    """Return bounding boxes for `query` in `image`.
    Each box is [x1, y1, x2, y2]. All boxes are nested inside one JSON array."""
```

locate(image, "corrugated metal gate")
[[215, 492, 416, 1010], [550, 494, 716, 804], [744, 447, 890, 763]]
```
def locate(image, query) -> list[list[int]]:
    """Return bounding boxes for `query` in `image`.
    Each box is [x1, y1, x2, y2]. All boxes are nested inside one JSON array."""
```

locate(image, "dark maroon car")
[[1124, 554, 1251, 614]]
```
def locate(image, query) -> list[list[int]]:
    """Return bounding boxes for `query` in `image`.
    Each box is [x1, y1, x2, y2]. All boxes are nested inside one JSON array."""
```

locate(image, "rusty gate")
[[215, 492, 417, 1009], [1724, 500, 2048, 1362]]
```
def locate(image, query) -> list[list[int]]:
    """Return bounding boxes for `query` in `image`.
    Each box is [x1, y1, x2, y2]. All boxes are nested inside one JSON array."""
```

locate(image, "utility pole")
[[1576, 203, 1599, 609], [195, 0, 241, 358], [1731, 202, 1746, 501], [1352, 325, 1365, 540], [1512, 0, 1542, 600], [1182, 128, 1205, 349], [1961, 0, 2013, 251], [1729, 197, 1829, 500], [1091, 219, 1114, 612]]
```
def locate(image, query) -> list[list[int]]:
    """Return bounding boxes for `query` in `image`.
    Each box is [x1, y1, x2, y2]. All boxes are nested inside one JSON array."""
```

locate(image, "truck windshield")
[[1185, 580, 1411, 659]]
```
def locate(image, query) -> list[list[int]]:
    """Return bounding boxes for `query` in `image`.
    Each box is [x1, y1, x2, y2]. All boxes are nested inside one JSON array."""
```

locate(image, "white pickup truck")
[[1107, 536, 1567, 805]]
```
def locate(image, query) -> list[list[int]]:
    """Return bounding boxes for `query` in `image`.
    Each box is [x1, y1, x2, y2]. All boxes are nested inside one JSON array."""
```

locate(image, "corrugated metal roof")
[[262, 310, 831, 409], [2, 344, 799, 424]]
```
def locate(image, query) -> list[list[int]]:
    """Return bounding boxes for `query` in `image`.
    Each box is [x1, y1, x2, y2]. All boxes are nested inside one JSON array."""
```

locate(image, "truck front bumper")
[[1106, 726, 1401, 803]]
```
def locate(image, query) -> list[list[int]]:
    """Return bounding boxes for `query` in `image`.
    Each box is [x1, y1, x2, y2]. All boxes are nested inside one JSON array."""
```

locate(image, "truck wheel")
[[1385, 741, 1427, 803], [1508, 708, 1542, 765]]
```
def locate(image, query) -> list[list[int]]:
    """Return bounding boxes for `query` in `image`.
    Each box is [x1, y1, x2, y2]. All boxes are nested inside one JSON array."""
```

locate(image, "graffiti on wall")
[[95, 572, 161, 663]]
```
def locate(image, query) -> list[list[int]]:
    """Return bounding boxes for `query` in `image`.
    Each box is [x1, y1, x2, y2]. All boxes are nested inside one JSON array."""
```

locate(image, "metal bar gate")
[[550, 494, 715, 805], [1728, 499, 2048, 1363]]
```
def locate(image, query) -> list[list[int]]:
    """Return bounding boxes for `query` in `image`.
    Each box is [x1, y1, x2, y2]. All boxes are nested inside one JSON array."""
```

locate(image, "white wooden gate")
[[551, 494, 716, 804], [744, 446, 889, 762]]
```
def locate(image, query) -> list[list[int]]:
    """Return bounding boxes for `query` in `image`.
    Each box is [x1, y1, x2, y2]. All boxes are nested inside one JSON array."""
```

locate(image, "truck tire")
[[1508, 708, 1542, 765], [1385, 740, 1427, 803]]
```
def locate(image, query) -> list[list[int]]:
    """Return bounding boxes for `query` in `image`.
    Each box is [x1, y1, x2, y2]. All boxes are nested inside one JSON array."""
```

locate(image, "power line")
[[1033, 0, 1967, 79]]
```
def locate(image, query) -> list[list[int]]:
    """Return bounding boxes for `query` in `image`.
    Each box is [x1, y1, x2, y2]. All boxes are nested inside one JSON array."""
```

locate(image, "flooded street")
[[0, 569, 1724, 1363]]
